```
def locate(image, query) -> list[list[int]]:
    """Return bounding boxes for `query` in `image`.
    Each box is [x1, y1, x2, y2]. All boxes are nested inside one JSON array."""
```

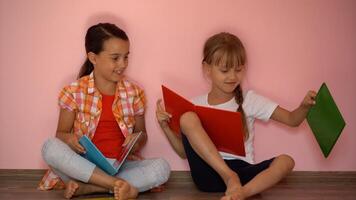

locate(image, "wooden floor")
[[0, 170, 355, 200]]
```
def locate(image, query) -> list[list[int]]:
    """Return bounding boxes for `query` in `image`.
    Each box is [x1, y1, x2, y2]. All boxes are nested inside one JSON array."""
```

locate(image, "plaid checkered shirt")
[[38, 72, 146, 190]]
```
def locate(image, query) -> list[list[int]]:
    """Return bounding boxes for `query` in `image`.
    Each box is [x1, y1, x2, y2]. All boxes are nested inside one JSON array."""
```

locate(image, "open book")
[[307, 83, 346, 158], [162, 85, 245, 156], [79, 132, 142, 175]]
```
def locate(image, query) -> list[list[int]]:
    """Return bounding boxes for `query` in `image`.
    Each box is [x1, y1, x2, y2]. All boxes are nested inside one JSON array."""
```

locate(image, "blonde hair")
[[203, 32, 249, 140]]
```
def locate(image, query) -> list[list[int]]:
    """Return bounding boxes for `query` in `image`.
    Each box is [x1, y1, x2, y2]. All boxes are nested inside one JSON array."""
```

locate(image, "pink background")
[[0, 0, 355, 171]]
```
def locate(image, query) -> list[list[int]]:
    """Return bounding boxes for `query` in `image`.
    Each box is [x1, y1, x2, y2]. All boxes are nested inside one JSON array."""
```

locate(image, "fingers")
[[156, 99, 168, 114], [301, 90, 317, 107], [74, 135, 85, 153], [122, 135, 132, 147], [67, 135, 85, 154], [157, 111, 172, 118], [309, 90, 317, 97], [127, 155, 135, 161], [156, 99, 172, 125], [157, 112, 171, 122], [156, 99, 163, 111], [156, 99, 172, 116], [75, 141, 86, 154], [127, 154, 143, 161], [308, 90, 317, 105]]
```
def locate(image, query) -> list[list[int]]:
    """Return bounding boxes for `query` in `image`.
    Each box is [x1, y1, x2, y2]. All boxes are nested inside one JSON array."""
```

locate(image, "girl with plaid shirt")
[[39, 23, 170, 200]]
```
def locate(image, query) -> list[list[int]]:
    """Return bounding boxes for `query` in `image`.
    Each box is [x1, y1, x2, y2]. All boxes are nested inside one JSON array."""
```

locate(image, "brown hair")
[[203, 32, 249, 140], [78, 23, 129, 78]]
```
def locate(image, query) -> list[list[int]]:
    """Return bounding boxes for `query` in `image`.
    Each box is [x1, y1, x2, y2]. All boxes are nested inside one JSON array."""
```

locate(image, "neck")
[[94, 72, 117, 96], [207, 88, 235, 105]]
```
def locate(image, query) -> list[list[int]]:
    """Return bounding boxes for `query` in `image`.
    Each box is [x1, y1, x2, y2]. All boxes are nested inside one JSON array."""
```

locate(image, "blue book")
[[79, 132, 142, 175]]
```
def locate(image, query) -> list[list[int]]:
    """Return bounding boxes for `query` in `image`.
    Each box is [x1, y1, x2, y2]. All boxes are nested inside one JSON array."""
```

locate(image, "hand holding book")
[[61, 133, 86, 154], [301, 90, 317, 108], [122, 132, 143, 161], [161, 85, 245, 156], [79, 132, 142, 175]]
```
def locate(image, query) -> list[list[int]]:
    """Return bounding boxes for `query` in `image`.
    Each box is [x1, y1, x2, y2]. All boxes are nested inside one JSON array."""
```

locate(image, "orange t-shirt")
[[92, 94, 125, 159]]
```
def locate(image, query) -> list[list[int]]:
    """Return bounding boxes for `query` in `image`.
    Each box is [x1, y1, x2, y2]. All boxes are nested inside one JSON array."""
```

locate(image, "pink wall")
[[0, 0, 355, 171]]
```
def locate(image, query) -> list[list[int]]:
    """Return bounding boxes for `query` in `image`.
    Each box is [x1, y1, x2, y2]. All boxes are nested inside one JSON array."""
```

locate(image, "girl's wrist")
[[299, 102, 311, 110], [159, 121, 169, 129]]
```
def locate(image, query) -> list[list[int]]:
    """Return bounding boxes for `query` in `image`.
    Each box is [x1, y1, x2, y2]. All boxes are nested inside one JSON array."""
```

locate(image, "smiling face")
[[202, 32, 247, 97], [89, 37, 130, 84], [204, 53, 246, 95]]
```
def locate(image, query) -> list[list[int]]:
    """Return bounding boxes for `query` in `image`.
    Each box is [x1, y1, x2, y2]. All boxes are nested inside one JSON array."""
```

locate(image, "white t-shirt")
[[191, 90, 278, 164]]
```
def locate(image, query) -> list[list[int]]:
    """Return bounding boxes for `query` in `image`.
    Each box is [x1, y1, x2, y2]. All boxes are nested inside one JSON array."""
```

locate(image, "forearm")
[[271, 91, 316, 128], [135, 130, 148, 150], [288, 105, 310, 126], [160, 125, 186, 159], [55, 131, 72, 144]]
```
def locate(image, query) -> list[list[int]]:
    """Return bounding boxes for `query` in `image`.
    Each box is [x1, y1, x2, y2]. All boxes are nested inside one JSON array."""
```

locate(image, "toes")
[[221, 196, 231, 200], [64, 181, 79, 199], [113, 180, 130, 200]]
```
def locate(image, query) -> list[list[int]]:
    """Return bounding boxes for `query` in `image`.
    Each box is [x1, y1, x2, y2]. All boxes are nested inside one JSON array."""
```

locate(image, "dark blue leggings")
[[182, 134, 274, 192]]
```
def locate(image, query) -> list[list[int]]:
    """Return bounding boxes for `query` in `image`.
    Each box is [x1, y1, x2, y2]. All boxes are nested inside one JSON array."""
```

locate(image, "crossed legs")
[[64, 167, 137, 199], [42, 138, 137, 199]]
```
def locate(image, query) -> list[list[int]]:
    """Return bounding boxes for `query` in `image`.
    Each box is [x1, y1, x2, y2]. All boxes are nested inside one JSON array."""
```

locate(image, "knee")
[[179, 111, 200, 133], [152, 158, 171, 184], [41, 137, 63, 165], [277, 154, 295, 172]]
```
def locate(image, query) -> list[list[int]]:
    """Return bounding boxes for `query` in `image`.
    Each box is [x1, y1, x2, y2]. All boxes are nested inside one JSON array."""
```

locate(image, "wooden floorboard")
[[0, 169, 355, 200]]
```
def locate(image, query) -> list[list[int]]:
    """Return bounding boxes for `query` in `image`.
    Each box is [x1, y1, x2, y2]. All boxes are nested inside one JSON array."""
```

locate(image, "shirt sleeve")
[[58, 86, 78, 112], [243, 90, 278, 122], [133, 87, 146, 116]]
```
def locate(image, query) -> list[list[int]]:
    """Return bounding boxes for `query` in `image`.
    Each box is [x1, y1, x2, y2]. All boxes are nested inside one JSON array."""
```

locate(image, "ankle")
[[241, 185, 254, 198], [130, 186, 139, 198], [225, 173, 241, 186]]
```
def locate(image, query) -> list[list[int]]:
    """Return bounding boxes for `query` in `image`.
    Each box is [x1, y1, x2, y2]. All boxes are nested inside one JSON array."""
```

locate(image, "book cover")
[[307, 83, 346, 158], [161, 85, 195, 134], [162, 85, 245, 156], [79, 132, 142, 175]]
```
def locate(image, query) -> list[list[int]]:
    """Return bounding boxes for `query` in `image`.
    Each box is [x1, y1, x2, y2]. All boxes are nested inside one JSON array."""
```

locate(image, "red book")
[[162, 85, 245, 156]]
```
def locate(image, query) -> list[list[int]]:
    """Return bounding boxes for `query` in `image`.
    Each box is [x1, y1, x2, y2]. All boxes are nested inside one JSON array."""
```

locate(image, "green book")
[[307, 83, 346, 158]]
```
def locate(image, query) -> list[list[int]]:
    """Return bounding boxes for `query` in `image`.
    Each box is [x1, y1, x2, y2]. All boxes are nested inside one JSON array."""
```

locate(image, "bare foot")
[[221, 175, 245, 200], [64, 180, 79, 199], [113, 180, 138, 200], [64, 180, 108, 199]]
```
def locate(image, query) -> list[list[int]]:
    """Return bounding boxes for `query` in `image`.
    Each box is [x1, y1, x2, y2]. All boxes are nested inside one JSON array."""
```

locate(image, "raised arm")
[[156, 99, 186, 159], [271, 90, 316, 127]]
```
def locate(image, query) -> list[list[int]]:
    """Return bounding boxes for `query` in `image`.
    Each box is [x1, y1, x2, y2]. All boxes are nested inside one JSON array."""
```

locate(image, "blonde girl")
[[156, 32, 316, 200]]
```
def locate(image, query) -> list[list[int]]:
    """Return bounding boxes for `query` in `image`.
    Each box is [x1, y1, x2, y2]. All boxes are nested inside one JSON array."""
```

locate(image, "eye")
[[235, 65, 244, 72], [112, 56, 119, 61], [219, 66, 228, 73]]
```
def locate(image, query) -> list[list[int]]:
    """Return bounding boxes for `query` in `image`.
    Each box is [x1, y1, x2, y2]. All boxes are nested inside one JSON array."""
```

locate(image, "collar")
[[86, 71, 126, 95], [87, 72, 96, 94]]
